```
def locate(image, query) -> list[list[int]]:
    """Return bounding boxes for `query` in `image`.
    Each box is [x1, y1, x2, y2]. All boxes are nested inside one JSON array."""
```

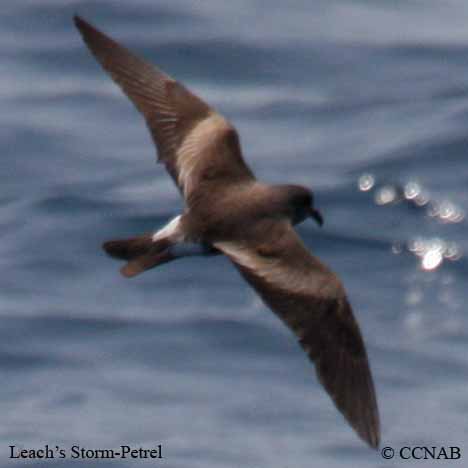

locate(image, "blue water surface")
[[1, 1, 468, 467]]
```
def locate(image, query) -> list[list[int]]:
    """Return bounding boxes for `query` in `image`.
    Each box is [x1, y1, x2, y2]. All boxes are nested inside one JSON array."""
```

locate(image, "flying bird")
[[74, 15, 380, 448]]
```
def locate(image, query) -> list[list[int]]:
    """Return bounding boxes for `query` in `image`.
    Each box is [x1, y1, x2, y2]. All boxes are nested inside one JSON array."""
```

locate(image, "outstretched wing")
[[216, 221, 380, 448], [74, 16, 254, 203]]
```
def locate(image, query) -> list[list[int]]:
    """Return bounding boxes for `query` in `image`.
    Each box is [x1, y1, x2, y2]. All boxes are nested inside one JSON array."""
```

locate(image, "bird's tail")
[[103, 234, 157, 260], [102, 234, 173, 278]]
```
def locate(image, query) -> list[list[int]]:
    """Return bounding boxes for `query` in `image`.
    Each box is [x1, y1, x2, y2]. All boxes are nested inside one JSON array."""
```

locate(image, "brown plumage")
[[216, 221, 379, 448], [75, 15, 380, 448]]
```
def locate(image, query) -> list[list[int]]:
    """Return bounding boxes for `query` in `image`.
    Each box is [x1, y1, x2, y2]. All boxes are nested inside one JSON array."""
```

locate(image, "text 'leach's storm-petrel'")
[[74, 16, 380, 448]]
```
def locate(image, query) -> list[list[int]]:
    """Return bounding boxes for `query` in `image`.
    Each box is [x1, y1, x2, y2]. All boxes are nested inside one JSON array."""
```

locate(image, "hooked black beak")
[[308, 207, 324, 227]]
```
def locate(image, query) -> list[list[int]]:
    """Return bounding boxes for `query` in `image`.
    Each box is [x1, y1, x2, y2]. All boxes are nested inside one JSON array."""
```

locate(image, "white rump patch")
[[152, 215, 182, 242], [152, 215, 209, 259]]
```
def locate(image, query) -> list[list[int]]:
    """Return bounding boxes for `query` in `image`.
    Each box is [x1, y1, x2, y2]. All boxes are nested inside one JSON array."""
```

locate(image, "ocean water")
[[2, 1, 468, 466]]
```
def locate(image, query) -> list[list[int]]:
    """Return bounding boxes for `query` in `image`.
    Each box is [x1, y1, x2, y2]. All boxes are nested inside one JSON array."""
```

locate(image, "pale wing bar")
[[74, 16, 254, 200], [216, 224, 380, 448]]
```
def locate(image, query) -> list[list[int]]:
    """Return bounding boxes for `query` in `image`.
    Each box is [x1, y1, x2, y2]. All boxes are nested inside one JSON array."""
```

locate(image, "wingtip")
[[357, 402, 381, 450], [365, 429, 380, 450], [73, 15, 96, 37], [73, 14, 85, 29]]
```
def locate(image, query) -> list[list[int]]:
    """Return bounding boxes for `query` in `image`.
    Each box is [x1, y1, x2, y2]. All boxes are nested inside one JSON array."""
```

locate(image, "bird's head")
[[285, 185, 324, 227]]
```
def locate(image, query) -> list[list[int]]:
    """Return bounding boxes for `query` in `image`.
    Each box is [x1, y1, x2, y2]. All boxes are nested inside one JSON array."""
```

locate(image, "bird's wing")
[[215, 221, 380, 448], [74, 16, 255, 203]]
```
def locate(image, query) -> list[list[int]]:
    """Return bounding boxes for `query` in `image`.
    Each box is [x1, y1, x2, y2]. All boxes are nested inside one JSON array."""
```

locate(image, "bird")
[[74, 15, 380, 448]]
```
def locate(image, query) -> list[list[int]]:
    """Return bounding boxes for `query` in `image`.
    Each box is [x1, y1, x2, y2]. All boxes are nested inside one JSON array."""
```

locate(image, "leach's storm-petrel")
[[75, 16, 380, 448]]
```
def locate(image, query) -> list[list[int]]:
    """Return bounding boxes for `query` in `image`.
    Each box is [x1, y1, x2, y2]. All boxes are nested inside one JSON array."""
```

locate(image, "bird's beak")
[[308, 207, 324, 227]]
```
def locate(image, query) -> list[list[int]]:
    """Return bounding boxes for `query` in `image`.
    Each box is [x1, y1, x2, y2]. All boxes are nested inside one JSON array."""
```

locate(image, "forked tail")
[[102, 234, 173, 278]]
